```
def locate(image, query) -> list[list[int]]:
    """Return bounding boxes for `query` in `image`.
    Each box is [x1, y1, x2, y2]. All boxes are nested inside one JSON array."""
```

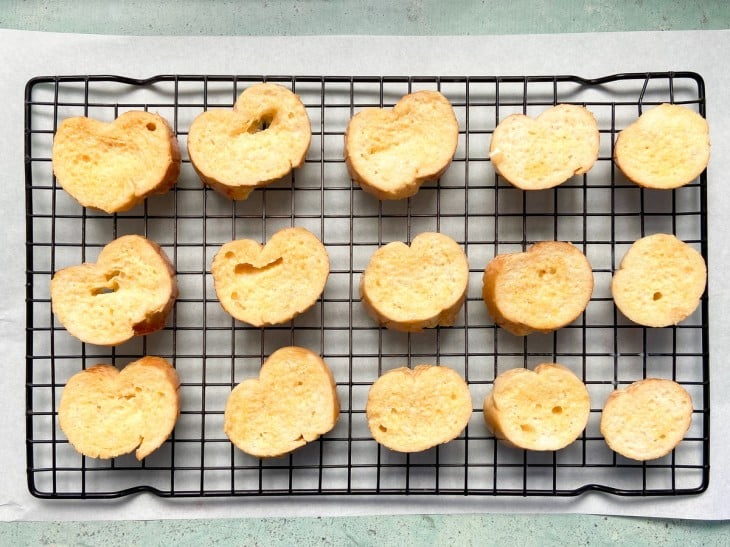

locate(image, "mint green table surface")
[[4, 1, 730, 545]]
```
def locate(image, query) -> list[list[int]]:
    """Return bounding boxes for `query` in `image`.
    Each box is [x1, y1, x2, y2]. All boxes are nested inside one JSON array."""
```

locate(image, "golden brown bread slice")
[[52, 111, 181, 213], [50, 235, 177, 346], [359, 232, 469, 332], [224, 346, 340, 458], [614, 103, 710, 189], [366, 365, 472, 453], [344, 90, 459, 200], [611, 233, 706, 327], [59, 356, 180, 460], [489, 104, 599, 190], [600, 378, 693, 461], [187, 83, 311, 200], [211, 227, 329, 327], [482, 241, 594, 335], [483, 363, 590, 451]]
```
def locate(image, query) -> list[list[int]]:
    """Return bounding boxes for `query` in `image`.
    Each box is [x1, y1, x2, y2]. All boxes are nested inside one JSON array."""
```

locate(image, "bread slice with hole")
[[344, 90, 459, 200], [366, 365, 472, 453], [482, 241, 594, 335], [211, 227, 329, 327], [52, 111, 181, 213], [224, 346, 340, 458], [614, 103, 710, 189], [611, 233, 706, 327], [483, 363, 590, 451], [600, 378, 693, 461], [50, 235, 177, 346], [59, 356, 180, 460], [489, 104, 599, 190], [360, 232, 469, 332], [187, 83, 311, 200]]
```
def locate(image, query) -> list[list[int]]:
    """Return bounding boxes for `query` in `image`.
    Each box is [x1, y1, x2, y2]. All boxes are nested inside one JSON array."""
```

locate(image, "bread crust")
[[224, 346, 340, 458], [59, 356, 180, 460], [611, 233, 706, 327], [211, 227, 329, 327], [489, 104, 599, 190], [600, 378, 693, 461], [366, 365, 472, 453], [187, 83, 311, 200], [482, 241, 594, 335], [359, 232, 469, 332], [614, 103, 710, 189], [50, 235, 177, 346], [344, 90, 459, 200], [52, 111, 181, 213]]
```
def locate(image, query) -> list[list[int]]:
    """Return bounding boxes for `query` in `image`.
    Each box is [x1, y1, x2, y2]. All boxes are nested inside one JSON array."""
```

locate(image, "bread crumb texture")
[[224, 346, 340, 458], [611, 233, 706, 327], [187, 83, 311, 199], [360, 232, 469, 332], [482, 241, 594, 335], [212, 227, 329, 326], [366, 365, 472, 453], [345, 90, 459, 200], [601, 378, 693, 461], [489, 104, 599, 190], [483, 363, 590, 451], [50, 235, 178, 346], [614, 103, 710, 189], [52, 111, 181, 213], [59, 356, 180, 460]]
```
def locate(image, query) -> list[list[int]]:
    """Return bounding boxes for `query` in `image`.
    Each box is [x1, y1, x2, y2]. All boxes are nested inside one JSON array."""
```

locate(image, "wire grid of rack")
[[25, 72, 709, 499]]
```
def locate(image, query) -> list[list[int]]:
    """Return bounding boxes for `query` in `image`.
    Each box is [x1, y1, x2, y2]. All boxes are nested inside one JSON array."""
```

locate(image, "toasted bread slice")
[[366, 365, 472, 453], [224, 346, 340, 458], [614, 103, 710, 189], [345, 90, 459, 200], [52, 111, 181, 213], [50, 235, 177, 346], [59, 356, 180, 460], [611, 233, 706, 327]]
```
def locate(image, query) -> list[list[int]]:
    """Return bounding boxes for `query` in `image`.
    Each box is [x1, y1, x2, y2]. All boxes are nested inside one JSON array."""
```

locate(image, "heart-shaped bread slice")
[[212, 227, 329, 327], [482, 241, 594, 336], [360, 232, 469, 332], [366, 365, 472, 453], [614, 103, 710, 189], [59, 356, 180, 460], [483, 363, 590, 451], [51, 235, 177, 346], [601, 378, 693, 461], [187, 83, 311, 200], [52, 111, 181, 213], [611, 233, 706, 327], [489, 104, 599, 190], [345, 90, 459, 200], [224, 346, 339, 458]]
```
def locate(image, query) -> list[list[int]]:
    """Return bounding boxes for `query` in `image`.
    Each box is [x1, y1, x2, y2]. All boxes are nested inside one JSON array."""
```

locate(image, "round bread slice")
[[482, 241, 594, 335], [483, 363, 590, 451], [187, 83, 311, 200], [52, 111, 181, 213], [360, 232, 469, 332], [611, 233, 706, 327], [59, 356, 180, 460], [50, 235, 177, 346], [224, 346, 340, 458], [614, 103, 710, 189], [600, 378, 693, 461], [345, 90, 459, 200], [489, 104, 599, 190], [211, 227, 329, 327], [366, 365, 472, 453]]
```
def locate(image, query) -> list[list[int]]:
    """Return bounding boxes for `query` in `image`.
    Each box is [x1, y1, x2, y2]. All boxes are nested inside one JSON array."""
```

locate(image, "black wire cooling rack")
[[25, 72, 709, 499]]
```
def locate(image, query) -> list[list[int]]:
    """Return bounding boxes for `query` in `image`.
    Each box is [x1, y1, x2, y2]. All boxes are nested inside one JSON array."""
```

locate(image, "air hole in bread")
[[80, 154, 90, 162], [552, 406, 563, 415], [248, 113, 274, 134], [520, 424, 534, 433], [91, 281, 119, 296], [146, 122, 156, 131], [379, 425, 388, 433], [653, 291, 663, 301], [234, 257, 283, 275]]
